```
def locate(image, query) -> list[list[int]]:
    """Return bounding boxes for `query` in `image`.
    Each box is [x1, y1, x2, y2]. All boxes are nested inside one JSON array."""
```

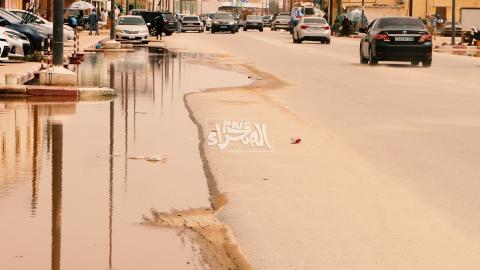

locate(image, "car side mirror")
[[0, 19, 8, 27]]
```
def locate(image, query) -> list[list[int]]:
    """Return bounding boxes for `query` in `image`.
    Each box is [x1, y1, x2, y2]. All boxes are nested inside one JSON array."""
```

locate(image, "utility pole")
[[361, 0, 364, 29], [52, 0, 63, 66], [110, 0, 116, 39], [408, 0, 413, 16], [451, 0, 456, 45], [328, 0, 332, 25]]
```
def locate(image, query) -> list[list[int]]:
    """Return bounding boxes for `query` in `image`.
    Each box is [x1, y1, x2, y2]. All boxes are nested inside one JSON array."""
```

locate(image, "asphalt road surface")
[[168, 30, 480, 270]]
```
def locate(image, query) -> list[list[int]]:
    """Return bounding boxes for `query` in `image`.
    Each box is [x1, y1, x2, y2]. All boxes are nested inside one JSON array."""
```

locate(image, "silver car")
[[271, 15, 291, 31], [181, 16, 204, 32]]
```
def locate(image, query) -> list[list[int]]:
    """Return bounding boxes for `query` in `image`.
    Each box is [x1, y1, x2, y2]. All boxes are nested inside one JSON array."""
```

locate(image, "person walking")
[[89, 9, 99, 35], [154, 13, 165, 40]]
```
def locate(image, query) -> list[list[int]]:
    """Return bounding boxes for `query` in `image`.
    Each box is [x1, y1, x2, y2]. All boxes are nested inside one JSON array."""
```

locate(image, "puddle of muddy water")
[[0, 48, 250, 270]]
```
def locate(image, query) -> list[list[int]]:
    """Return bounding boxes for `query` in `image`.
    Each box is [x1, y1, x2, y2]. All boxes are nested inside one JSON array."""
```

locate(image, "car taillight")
[[323, 25, 330, 30], [301, 25, 309, 30], [373, 33, 390, 41], [419, 33, 432, 42]]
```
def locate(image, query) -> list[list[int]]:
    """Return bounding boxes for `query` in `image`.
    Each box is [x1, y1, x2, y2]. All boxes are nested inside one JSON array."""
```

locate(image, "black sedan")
[[360, 17, 432, 67]]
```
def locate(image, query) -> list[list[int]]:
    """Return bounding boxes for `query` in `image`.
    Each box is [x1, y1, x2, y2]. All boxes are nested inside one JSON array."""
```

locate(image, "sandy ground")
[[163, 31, 480, 270]]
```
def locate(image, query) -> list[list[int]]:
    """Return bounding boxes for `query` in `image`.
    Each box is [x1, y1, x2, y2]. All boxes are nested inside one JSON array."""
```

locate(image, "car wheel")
[[231, 30, 236, 34], [260, 28, 263, 32], [292, 32, 297, 43], [410, 60, 420, 66], [165, 31, 173, 36], [211, 29, 215, 34], [243, 27, 247, 31], [369, 48, 378, 65], [360, 45, 369, 64], [422, 57, 432, 67], [325, 39, 331, 44], [206, 27, 210, 31]]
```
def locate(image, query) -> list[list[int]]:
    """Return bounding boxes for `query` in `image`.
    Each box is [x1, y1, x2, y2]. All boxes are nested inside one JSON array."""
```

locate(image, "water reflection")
[[0, 47, 250, 269], [51, 122, 63, 270]]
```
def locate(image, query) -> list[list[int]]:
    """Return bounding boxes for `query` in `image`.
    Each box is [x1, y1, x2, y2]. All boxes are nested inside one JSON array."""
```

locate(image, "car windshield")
[[377, 18, 425, 30], [303, 7, 315, 16], [304, 18, 326, 24], [118, 16, 145, 25], [277, 15, 290, 20], [162, 13, 174, 20], [214, 13, 233, 20], [247, 15, 262, 20], [0, 9, 21, 23], [263, 16, 271, 19], [183, 16, 198, 21]]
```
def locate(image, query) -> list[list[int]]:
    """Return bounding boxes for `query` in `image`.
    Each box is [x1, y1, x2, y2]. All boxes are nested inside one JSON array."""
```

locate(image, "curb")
[[84, 48, 135, 53], [434, 45, 479, 50], [0, 85, 116, 98]]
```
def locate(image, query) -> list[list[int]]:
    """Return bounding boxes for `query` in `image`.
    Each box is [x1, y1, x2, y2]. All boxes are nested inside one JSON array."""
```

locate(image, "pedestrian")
[[154, 13, 165, 40], [89, 9, 99, 35], [341, 16, 351, 36]]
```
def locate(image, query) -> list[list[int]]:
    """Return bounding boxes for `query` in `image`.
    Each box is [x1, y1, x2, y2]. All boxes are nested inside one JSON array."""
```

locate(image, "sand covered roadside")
[[181, 58, 480, 270]]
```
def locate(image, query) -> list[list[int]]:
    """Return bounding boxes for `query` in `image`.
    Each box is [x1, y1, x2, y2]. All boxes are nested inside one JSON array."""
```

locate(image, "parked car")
[[115, 15, 149, 41], [162, 12, 177, 36], [0, 9, 45, 51], [0, 37, 10, 61], [271, 15, 291, 31], [8, 9, 75, 41], [359, 17, 432, 67], [137, 10, 161, 35], [204, 13, 216, 31], [442, 21, 463, 36], [0, 26, 32, 58], [243, 15, 264, 31], [180, 16, 203, 32], [211, 13, 237, 34], [292, 17, 330, 44], [262, 15, 273, 27]]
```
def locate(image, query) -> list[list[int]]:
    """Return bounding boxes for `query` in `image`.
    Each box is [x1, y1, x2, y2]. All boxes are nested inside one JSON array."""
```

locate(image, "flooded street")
[[0, 47, 250, 270]]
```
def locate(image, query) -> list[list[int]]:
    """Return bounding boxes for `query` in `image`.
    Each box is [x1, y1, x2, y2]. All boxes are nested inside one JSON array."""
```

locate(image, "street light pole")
[[361, 0, 364, 29], [451, 0, 456, 45], [110, 0, 116, 40], [408, 0, 413, 16], [52, 0, 64, 66]]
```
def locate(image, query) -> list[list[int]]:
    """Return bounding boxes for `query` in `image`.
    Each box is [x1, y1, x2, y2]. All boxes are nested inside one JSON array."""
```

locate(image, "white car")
[[8, 9, 75, 41], [115, 15, 149, 41], [181, 16, 204, 32], [0, 27, 32, 58], [293, 17, 331, 44], [0, 37, 10, 61]]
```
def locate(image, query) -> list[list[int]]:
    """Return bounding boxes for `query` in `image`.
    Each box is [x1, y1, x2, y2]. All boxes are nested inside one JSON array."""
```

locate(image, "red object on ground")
[[291, 137, 302, 144]]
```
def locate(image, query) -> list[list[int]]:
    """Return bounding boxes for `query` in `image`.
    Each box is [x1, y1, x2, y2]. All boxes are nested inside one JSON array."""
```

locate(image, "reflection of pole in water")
[[51, 122, 63, 270], [124, 71, 129, 192], [108, 99, 115, 270], [133, 70, 136, 141], [31, 105, 40, 217], [171, 54, 175, 106]]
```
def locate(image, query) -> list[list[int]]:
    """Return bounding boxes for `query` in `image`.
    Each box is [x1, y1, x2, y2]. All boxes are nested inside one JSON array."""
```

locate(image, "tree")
[[269, 0, 280, 14]]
